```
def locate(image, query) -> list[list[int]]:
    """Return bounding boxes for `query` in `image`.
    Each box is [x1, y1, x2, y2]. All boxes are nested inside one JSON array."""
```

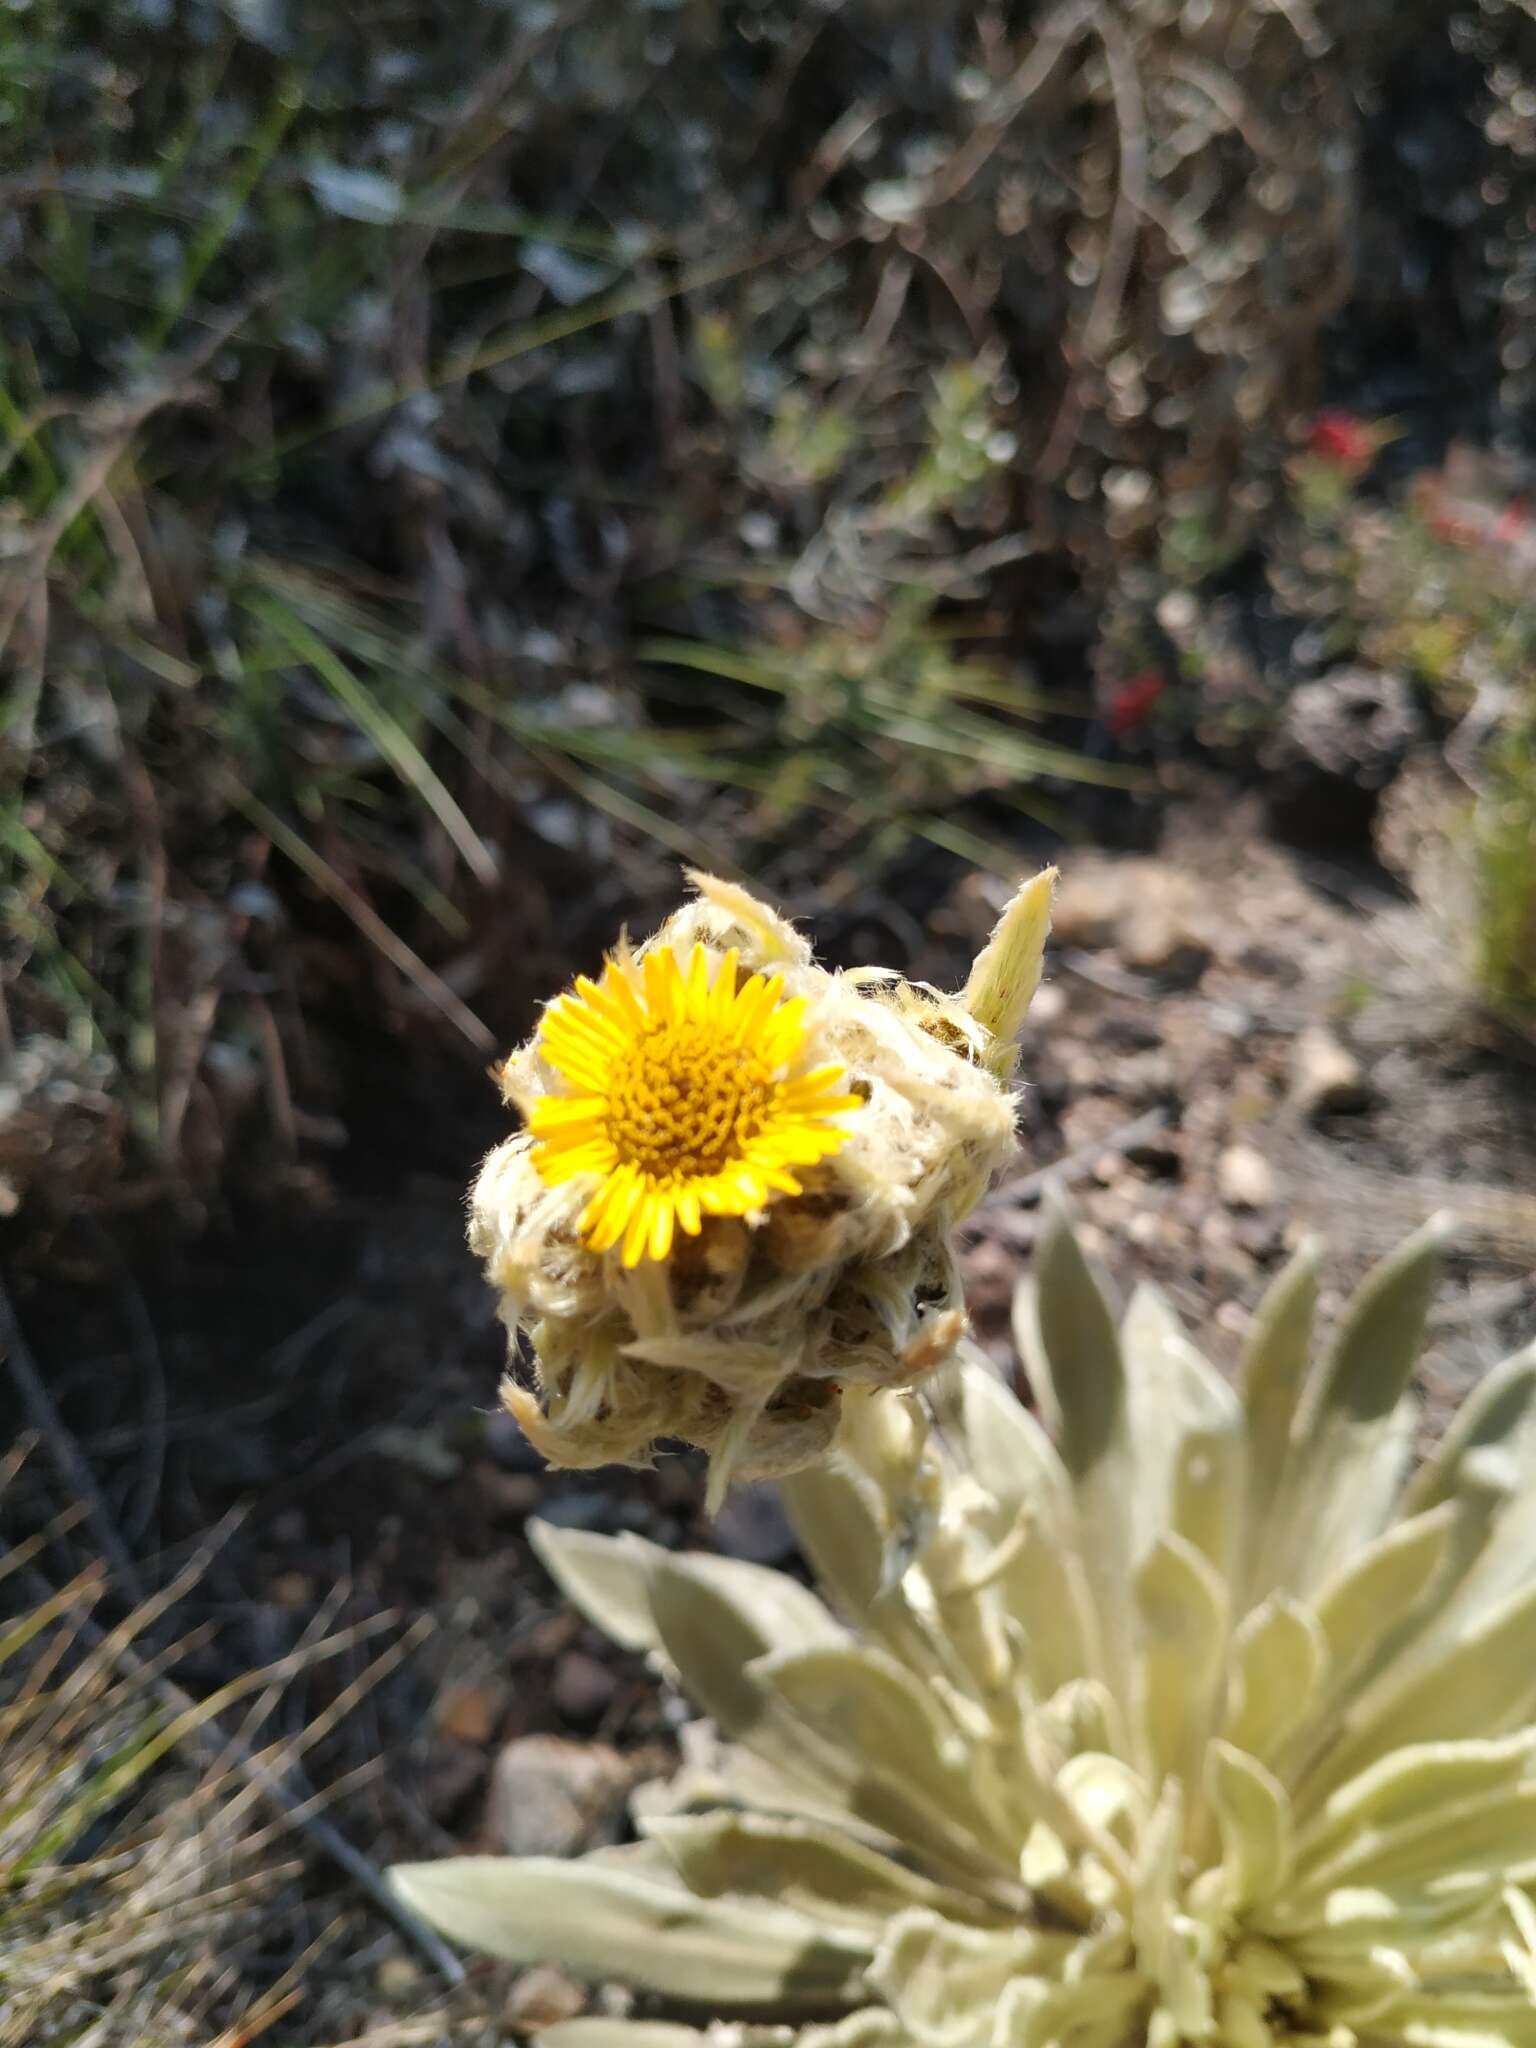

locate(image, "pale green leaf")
[[1357, 1993, 1536, 2048], [798, 2012, 915, 2048], [869, 1908, 1064, 2048], [1004, 1514, 1100, 1706], [1121, 1284, 1244, 1581], [1412, 1460, 1536, 1654], [646, 1554, 843, 1745], [1017, 1192, 1125, 1481], [1289, 1781, 1536, 1905], [630, 1720, 878, 1840], [994, 1960, 1152, 2048], [1132, 1783, 1221, 2040], [1223, 1597, 1327, 1765], [1296, 1216, 1449, 1435], [1294, 1731, 1536, 1873], [1401, 1342, 1536, 1518], [1309, 1503, 1459, 1708], [1267, 1398, 1418, 1606], [388, 1857, 872, 2009], [1207, 1741, 1292, 1913], [1256, 1219, 1449, 1601], [1307, 1580, 1536, 1801], [644, 1810, 1002, 1932], [1014, 1193, 1134, 1710], [528, 1520, 664, 1655], [1133, 1533, 1229, 1790], [536, 2024, 706, 2048], [1238, 1238, 1321, 1603], [1130, 1778, 1183, 1987], [781, 1461, 887, 1626], [754, 1646, 1020, 1889], [954, 1356, 1073, 1540], [684, 1553, 848, 1655]]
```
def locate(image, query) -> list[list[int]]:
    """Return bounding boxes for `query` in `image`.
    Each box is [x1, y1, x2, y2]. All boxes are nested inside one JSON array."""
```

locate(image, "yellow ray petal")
[[528, 1095, 607, 1131], [709, 948, 741, 1025], [684, 942, 711, 1014], [622, 1192, 655, 1267]]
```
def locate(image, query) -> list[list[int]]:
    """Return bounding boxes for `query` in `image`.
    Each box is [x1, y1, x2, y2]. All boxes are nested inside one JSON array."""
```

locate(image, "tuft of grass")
[[0, 1442, 428, 2046]]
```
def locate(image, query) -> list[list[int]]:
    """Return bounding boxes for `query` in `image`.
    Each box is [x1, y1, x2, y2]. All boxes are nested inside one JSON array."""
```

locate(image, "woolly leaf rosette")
[[468, 871, 1053, 1495], [397, 1203, 1536, 2048]]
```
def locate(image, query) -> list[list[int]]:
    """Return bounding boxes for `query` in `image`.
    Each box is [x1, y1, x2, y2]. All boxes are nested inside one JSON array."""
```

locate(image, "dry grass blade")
[[0, 1459, 458, 2044], [244, 590, 498, 886], [229, 782, 495, 1055]]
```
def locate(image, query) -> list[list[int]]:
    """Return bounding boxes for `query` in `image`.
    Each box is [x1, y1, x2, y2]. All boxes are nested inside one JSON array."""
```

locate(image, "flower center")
[[605, 1021, 775, 1183]]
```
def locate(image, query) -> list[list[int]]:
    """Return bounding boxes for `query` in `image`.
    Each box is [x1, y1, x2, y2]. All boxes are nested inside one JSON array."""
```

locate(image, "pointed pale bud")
[[961, 867, 1057, 1080]]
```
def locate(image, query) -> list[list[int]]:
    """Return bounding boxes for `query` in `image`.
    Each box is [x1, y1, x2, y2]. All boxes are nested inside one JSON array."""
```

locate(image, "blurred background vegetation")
[[5, 0, 1535, 1224]]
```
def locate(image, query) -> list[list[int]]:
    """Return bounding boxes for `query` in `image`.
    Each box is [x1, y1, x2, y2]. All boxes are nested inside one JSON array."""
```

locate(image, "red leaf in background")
[[1306, 410, 1374, 466], [1108, 669, 1165, 739]]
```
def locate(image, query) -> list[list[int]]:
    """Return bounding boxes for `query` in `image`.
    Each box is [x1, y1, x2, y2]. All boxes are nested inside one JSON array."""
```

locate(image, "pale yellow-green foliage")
[[397, 1205, 1536, 2048], [469, 871, 1053, 1500]]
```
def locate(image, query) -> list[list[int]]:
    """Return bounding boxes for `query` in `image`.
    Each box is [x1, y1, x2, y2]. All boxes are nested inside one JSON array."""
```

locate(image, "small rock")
[[553, 1649, 617, 1725], [1236, 1214, 1286, 1261], [1099, 1014, 1163, 1053], [1125, 1128, 1183, 1178], [1200, 1210, 1236, 1252], [1276, 667, 1420, 790], [1116, 1052, 1179, 1106], [1028, 982, 1068, 1026], [506, 1964, 586, 2033], [1214, 1300, 1253, 1340], [1236, 943, 1300, 986], [1289, 1027, 1369, 1120], [1119, 903, 1212, 988], [1264, 667, 1422, 848], [377, 1956, 420, 1998], [1217, 1144, 1275, 1211], [1051, 871, 1127, 949], [490, 1735, 631, 1858], [1092, 1149, 1129, 1187], [437, 1681, 506, 1747]]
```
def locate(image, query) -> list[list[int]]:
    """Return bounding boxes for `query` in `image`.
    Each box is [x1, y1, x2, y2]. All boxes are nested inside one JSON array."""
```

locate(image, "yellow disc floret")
[[527, 942, 862, 1267]]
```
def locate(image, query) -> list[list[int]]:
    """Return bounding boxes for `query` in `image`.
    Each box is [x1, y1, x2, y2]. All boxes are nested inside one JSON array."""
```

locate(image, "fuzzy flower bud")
[[468, 868, 1054, 1500]]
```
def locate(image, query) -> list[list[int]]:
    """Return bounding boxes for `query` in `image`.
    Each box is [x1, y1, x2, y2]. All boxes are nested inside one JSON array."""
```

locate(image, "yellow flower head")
[[469, 869, 1055, 1494], [528, 944, 862, 1267]]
